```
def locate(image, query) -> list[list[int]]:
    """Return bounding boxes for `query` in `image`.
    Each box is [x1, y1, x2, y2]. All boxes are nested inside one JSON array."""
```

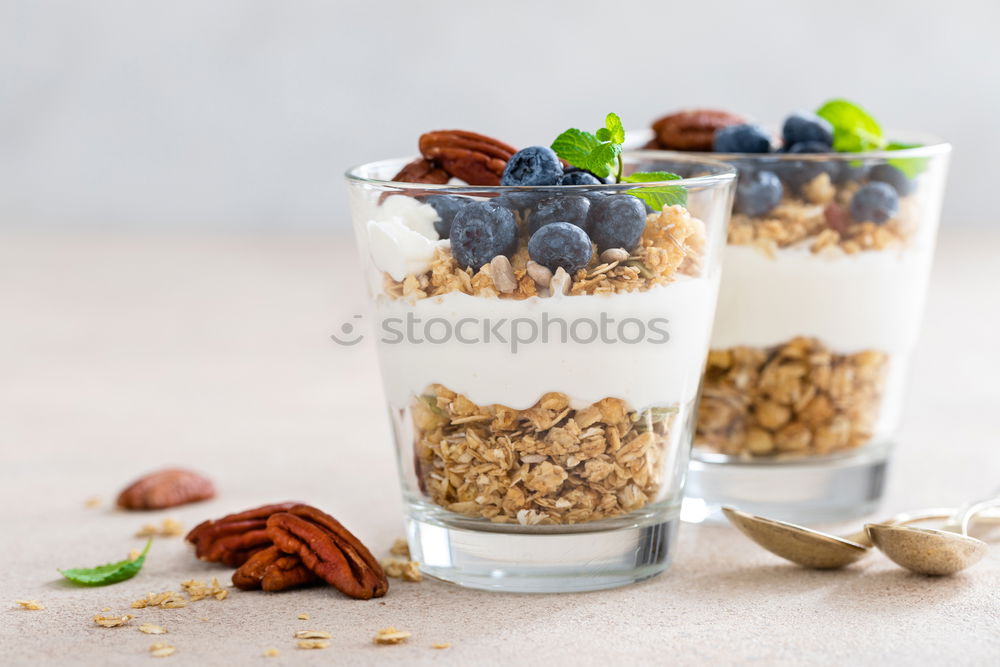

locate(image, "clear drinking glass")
[[345, 154, 735, 591], [672, 136, 951, 524]]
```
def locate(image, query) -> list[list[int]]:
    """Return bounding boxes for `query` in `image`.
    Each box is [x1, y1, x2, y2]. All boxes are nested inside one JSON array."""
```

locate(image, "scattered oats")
[[149, 642, 176, 657], [389, 538, 410, 558], [432, 643, 451, 650], [132, 592, 187, 610], [101, 607, 111, 612], [15, 600, 44, 610], [297, 613, 310, 620], [262, 648, 280, 658], [381, 558, 423, 582], [84, 496, 102, 508], [294, 630, 331, 640], [160, 518, 184, 537], [179, 578, 227, 602], [135, 524, 159, 538], [373, 627, 411, 645], [139, 624, 167, 635], [296, 640, 330, 650], [93, 613, 133, 628]]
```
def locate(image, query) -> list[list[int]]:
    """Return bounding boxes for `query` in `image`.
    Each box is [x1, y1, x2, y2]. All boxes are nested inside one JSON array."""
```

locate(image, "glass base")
[[682, 443, 890, 525], [406, 501, 679, 593]]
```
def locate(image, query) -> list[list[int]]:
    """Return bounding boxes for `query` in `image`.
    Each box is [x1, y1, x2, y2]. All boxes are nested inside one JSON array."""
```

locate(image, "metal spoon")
[[722, 506, 960, 570], [866, 492, 1000, 576]]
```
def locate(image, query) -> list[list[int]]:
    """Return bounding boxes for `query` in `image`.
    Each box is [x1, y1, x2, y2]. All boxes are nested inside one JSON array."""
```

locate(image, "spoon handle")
[[943, 486, 1000, 534], [843, 508, 956, 545]]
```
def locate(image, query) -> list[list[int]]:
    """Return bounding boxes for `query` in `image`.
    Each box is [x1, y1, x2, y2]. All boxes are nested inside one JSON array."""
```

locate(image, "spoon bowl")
[[722, 506, 869, 569], [866, 523, 989, 576]]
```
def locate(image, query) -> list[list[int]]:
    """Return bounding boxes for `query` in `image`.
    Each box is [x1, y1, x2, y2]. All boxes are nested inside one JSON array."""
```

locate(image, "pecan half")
[[650, 109, 745, 151], [267, 505, 388, 600], [418, 130, 517, 186], [117, 468, 215, 511], [186, 502, 300, 567], [391, 158, 450, 185], [232, 546, 318, 592]]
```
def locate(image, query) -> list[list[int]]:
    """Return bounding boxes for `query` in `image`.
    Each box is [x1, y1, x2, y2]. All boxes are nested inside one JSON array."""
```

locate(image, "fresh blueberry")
[[774, 159, 838, 195], [527, 222, 593, 274], [735, 171, 783, 217], [559, 170, 603, 186], [868, 163, 915, 196], [449, 200, 518, 269], [421, 195, 467, 239], [849, 182, 899, 224], [782, 111, 833, 148], [786, 141, 832, 154], [501, 146, 563, 186], [713, 124, 772, 153], [528, 195, 591, 234], [493, 190, 553, 214], [586, 195, 647, 252], [833, 161, 869, 186]]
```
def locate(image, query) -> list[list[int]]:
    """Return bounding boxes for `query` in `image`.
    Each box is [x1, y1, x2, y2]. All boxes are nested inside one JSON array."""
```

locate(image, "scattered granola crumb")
[[132, 592, 187, 610], [297, 613, 310, 620], [262, 648, 280, 657], [149, 642, 176, 657], [293, 630, 331, 640], [84, 496, 102, 508], [93, 613, 133, 628], [101, 607, 111, 612], [128, 549, 142, 561], [296, 640, 330, 650], [136, 518, 185, 538], [180, 578, 227, 602], [389, 539, 410, 558], [139, 624, 167, 635], [381, 558, 423, 582], [373, 627, 411, 645], [432, 643, 451, 650], [15, 600, 44, 610]]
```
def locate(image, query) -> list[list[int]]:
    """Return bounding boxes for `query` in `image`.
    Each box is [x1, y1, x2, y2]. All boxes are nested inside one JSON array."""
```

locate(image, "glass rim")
[[633, 129, 951, 163], [344, 152, 737, 192]]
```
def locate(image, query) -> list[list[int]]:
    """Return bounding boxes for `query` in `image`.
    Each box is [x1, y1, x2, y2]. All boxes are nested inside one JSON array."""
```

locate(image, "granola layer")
[[385, 204, 704, 300], [728, 173, 917, 257], [696, 337, 888, 458], [412, 385, 676, 524]]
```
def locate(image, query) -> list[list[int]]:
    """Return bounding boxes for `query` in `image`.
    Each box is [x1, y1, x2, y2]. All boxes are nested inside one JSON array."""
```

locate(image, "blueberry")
[[586, 195, 647, 252], [735, 171, 783, 217], [774, 159, 838, 195], [868, 163, 915, 196], [713, 124, 772, 153], [559, 170, 603, 186], [786, 141, 831, 154], [501, 146, 563, 186], [849, 182, 899, 224], [527, 222, 593, 274], [782, 111, 833, 148], [528, 195, 591, 234], [833, 161, 869, 186], [449, 201, 518, 269], [421, 195, 467, 239]]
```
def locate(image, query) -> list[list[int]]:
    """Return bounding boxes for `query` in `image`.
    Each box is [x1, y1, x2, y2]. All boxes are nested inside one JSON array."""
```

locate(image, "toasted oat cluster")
[[696, 337, 887, 457], [384, 205, 705, 300], [728, 174, 916, 257], [413, 385, 675, 524]]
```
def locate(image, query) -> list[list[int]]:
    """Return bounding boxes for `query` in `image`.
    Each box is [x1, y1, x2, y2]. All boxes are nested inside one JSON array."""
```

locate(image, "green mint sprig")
[[550, 113, 686, 208], [59, 539, 151, 586], [816, 99, 928, 177]]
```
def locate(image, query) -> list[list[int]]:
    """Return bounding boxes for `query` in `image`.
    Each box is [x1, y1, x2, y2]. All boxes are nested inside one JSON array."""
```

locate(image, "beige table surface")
[[2, 228, 999, 666]]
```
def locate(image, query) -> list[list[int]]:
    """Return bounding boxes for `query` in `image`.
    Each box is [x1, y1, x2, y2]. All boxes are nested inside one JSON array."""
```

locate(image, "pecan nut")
[[418, 130, 517, 186], [391, 158, 450, 185], [650, 109, 745, 151], [267, 505, 388, 600], [185, 502, 300, 567], [232, 546, 318, 592], [117, 468, 215, 511]]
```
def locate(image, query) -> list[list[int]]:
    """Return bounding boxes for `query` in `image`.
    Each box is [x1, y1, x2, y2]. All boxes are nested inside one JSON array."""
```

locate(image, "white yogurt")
[[710, 244, 936, 355], [374, 277, 719, 412]]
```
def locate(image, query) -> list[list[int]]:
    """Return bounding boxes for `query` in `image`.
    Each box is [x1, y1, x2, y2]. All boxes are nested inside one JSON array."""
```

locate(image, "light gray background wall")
[[2, 0, 996, 230]]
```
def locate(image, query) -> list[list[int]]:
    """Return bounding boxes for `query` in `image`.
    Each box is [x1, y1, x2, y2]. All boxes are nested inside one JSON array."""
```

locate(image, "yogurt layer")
[[374, 276, 718, 412], [710, 243, 936, 354]]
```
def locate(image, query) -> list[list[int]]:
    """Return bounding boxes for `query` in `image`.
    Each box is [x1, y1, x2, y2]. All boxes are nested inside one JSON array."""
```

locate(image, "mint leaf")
[[551, 128, 602, 170], [886, 141, 929, 178], [816, 99, 886, 152], [586, 142, 621, 178], [59, 539, 151, 586], [603, 112, 625, 144], [623, 171, 687, 209]]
